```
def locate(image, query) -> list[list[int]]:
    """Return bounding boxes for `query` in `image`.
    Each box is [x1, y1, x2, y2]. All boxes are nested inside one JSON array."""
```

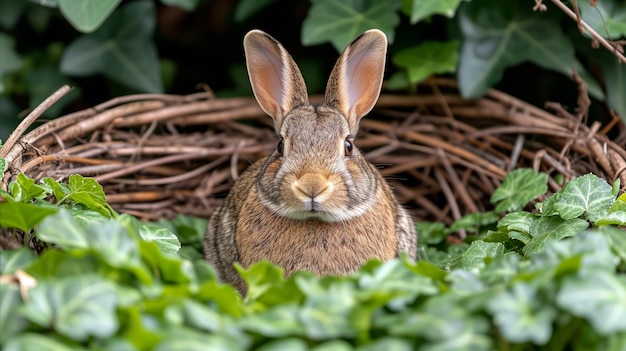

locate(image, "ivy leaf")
[[552, 173, 615, 222], [392, 41, 459, 85], [21, 275, 119, 341], [3, 333, 85, 351], [234, 0, 278, 22], [237, 261, 286, 299], [602, 226, 626, 265], [448, 210, 499, 233], [401, 0, 466, 24], [460, 241, 504, 269], [10, 173, 48, 202], [595, 210, 626, 226], [598, 50, 626, 123], [160, 0, 199, 11], [457, 0, 604, 100], [60, 1, 163, 93], [557, 270, 626, 334], [487, 282, 555, 344], [497, 212, 536, 238], [67, 174, 114, 218], [301, 0, 402, 52], [577, 0, 626, 39], [1, 284, 30, 342], [239, 303, 304, 337], [58, 0, 122, 33], [523, 216, 589, 255], [0, 248, 36, 274], [36, 209, 89, 249], [136, 222, 181, 255], [0, 201, 58, 232], [491, 169, 548, 212], [154, 328, 248, 351]]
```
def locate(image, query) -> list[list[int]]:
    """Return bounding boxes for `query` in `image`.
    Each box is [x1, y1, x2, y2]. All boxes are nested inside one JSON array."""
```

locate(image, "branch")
[[548, 0, 626, 64]]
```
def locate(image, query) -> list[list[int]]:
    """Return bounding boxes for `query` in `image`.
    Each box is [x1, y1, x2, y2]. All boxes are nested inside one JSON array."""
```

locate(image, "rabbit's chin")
[[270, 204, 371, 223]]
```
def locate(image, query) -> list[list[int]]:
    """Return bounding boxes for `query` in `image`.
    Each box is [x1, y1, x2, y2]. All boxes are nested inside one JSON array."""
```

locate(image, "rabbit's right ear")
[[244, 30, 309, 131]]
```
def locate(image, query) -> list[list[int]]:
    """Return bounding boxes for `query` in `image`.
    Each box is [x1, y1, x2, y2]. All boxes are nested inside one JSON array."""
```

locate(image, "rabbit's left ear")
[[325, 30, 387, 134], [244, 30, 309, 131]]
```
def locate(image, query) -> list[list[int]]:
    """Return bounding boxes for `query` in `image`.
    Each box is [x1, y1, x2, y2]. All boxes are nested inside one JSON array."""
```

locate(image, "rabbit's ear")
[[325, 29, 387, 134], [244, 30, 309, 131]]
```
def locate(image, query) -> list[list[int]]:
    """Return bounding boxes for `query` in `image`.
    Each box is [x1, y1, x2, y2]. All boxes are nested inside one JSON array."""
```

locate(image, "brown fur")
[[204, 29, 418, 294]]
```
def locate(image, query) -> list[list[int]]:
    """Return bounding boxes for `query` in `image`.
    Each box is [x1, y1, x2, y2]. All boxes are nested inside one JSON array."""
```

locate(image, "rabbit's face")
[[257, 105, 377, 222]]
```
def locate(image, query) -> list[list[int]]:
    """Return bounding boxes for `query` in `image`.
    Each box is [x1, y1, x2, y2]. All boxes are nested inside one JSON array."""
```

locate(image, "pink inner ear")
[[341, 39, 384, 120], [255, 60, 285, 116], [345, 56, 379, 118]]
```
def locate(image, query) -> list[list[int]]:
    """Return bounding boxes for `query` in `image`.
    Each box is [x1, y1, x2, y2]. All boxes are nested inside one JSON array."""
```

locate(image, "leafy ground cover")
[[1, 161, 625, 350]]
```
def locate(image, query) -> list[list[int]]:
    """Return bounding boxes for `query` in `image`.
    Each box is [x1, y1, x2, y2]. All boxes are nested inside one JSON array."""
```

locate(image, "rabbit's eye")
[[276, 138, 284, 155], [344, 138, 353, 156]]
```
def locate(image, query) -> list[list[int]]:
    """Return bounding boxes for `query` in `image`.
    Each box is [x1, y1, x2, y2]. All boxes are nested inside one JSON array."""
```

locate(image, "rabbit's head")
[[244, 29, 388, 223]]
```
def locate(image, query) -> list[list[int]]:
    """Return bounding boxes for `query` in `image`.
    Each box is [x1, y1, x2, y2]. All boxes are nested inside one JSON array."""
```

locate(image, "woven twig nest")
[[2, 78, 625, 226]]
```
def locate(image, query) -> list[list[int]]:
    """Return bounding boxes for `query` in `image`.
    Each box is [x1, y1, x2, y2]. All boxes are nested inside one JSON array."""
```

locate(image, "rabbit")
[[204, 29, 417, 294]]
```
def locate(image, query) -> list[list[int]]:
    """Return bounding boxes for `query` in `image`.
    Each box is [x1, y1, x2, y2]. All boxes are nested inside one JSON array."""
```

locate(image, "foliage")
[[1, 0, 625, 140], [1, 169, 625, 350]]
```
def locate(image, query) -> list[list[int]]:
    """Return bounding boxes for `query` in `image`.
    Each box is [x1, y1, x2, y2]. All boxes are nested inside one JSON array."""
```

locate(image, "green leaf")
[[154, 328, 246, 351], [132, 218, 181, 255], [460, 241, 504, 269], [449, 210, 499, 233], [523, 216, 589, 255], [237, 261, 286, 299], [161, 0, 199, 11], [155, 214, 207, 246], [234, 0, 278, 22], [552, 173, 615, 222], [298, 279, 358, 339], [457, 0, 604, 100], [0, 158, 6, 179], [491, 169, 548, 212], [41, 177, 69, 202], [497, 211, 537, 238], [66, 174, 114, 218], [0, 201, 58, 232], [1, 284, 30, 342], [557, 270, 626, 334], [60, 1, 163, 93], [357, 337, 413, 351], [256, 338, 308, 351], [599, 50, 626, 123], [0, 0, 27, 29], [0, 32, 23, 94], [402, 0, 466, 23], [578, 0, 626, 39], [414, 221, 447, 245], [36, 209, 89, 249], [11, 173, 48, 202], [487, 282, 555, 344], [301, 0, 402, 52], [602, 226, 626, 265], [595, 210, 626, 226], [3, 333, 86, 351], [392, 41, 459, 85], [239, 303, 304, 337], [58, 0, 122, 33], [21, 275, 119, 341], [0, 248, 36, 274], [312, 340, 353, 351]]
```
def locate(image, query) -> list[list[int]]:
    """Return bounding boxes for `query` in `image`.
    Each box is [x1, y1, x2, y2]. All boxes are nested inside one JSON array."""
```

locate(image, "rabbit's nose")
[[292, 173, 333, 200]]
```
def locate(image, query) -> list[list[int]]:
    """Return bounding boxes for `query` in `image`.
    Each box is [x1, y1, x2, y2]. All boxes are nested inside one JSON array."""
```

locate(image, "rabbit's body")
[[204, 29, 417, 293]]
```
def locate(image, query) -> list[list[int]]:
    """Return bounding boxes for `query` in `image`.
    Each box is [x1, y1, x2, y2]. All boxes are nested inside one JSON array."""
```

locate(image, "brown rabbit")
[[204, 29, 417, 293]]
